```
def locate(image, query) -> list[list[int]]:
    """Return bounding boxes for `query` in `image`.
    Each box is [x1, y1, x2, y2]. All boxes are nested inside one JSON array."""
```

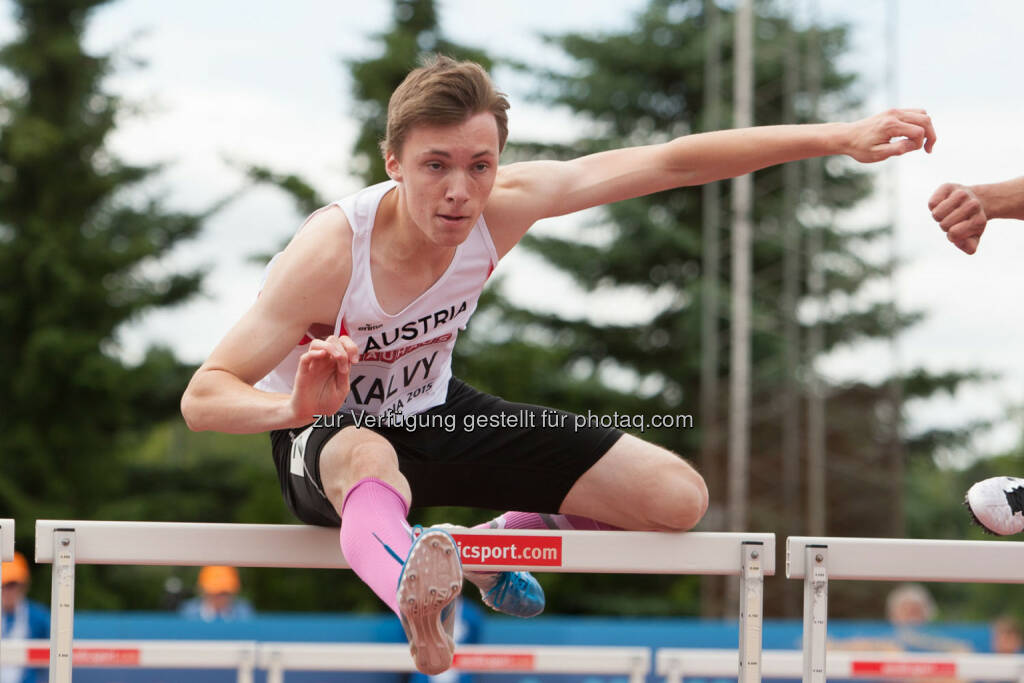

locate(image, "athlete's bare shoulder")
[[262, 203, 354, 325], [189, 204, 355, 395], [485, 161, 564, 256]]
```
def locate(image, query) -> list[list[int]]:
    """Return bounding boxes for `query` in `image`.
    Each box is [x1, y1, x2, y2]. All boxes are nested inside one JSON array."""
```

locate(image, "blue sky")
[[3, 0, 1023, 460]]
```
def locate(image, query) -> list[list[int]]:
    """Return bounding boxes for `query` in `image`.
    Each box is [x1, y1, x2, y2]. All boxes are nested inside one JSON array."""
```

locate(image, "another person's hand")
[[843, 109, 937, 163], [928, 183, 987, 254], [290, 335, 360, 423]]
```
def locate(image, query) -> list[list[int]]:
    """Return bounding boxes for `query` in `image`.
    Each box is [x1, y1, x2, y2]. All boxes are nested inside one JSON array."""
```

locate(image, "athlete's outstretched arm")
[[928, 176, 1024, 255], [487, 109, 935, 253], [180, 208, 358, 434]]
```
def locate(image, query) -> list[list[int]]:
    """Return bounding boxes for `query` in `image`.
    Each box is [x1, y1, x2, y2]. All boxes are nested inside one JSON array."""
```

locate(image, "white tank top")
[[255, 180, 498, 420]]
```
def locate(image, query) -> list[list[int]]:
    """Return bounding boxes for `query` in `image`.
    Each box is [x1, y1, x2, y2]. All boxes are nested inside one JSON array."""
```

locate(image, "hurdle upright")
[[788, 536, 1024, 683], [0, 518, 14, 661], [36, 520, 775, 683]]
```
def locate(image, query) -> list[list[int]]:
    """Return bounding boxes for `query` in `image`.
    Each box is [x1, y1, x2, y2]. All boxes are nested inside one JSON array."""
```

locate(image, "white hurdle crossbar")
[[0, 639, 257, 682], [788, 536, 1024, 683], [0, 639, 646, 682], [0, 518, 12, 562], [0, 518, 14, 663], [35, 520, 774, 683], [258, 643, 651, 683], [658, 648, 1024, 683]]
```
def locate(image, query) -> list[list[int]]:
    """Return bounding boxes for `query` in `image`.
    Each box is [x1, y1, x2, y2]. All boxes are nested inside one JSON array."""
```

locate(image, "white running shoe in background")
[[965, 476, 1024, 535]]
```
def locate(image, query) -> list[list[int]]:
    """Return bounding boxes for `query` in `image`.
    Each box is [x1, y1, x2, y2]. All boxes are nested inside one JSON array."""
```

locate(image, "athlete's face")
[[386, 112, 499, 247]]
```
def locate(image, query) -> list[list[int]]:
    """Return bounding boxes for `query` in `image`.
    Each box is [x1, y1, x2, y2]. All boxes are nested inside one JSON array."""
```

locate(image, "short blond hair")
[[381, 54, 510, 158]]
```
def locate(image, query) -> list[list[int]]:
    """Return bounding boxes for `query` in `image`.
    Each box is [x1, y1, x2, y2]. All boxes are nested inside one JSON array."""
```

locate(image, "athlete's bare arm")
[[181, 207, 359, 433], [485, 109, 935, 255], [928, 176, 1024, 255]]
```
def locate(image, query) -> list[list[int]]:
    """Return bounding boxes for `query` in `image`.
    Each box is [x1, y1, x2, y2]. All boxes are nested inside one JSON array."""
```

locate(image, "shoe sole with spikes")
[[398, 528, 463, 674]]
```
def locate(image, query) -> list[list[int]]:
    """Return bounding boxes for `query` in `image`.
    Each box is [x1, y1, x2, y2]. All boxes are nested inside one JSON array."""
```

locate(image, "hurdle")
[[657, 648, 1024, 683], [0, 638, 257, 683], [788, 536, 1024, 683], [257, 643, 651, 683], [0, 639, 647, 682], [0, 518, 13, 660], [0, 518, 12, 563], [35, 520, 774, 683]]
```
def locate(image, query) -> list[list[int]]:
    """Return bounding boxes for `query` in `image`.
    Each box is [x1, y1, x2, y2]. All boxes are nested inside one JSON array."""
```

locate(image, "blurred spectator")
[[178, 565, 254, 622], [2, 551, 49, 683], [888, 584, 937, 627], [831, 584, 970, 660], [885, 584, 970, 653], [991, 616, 1023, 654]]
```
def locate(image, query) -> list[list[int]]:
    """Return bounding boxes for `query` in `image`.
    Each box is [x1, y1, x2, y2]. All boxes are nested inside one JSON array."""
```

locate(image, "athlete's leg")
[[320, 426, 461, 674], [477, 511, 619, 531], [319, 426, 414, 614], [558, 433, 708, 531], [319, 425, 412, 506]]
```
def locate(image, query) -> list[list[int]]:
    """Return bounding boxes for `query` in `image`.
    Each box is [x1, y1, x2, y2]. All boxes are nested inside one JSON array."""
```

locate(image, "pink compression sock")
[[339, 478, 412, 615], [476, 511, 619, 531]]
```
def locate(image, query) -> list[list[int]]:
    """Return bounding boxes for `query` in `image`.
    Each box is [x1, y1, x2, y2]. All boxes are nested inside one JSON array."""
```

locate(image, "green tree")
[[0, 0, 205, 605], [237, 0, 983, 618], [450, 0, 980, 617], [246, 0, 494, 213], [349, 0, 492, 185]]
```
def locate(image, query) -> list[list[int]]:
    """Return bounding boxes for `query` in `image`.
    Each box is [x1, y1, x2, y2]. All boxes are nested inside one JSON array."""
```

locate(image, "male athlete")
[[930, 175, 1024, 535], [182, 55, 936, 673]]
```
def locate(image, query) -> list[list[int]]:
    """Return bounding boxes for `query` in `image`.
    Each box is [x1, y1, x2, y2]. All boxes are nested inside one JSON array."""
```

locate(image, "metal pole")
[[781, 0, 803, 615], [805, 7, 827, 538], [630, 653, 648, 683], [701, 0, 725, 618], [664, 658, 684, 683], [50, 529, 76, 682], [266, 651, 284, 683], [237, 645, 255, 683], [801, 545, 828, 683], [728, 0, 754, 536], [738, 542, 764, 683], [885, 0, 906, 539], [701, 0, 723, 504]]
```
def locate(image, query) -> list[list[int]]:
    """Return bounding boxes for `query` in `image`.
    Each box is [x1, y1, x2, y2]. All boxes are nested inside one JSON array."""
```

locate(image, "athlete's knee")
[[643, 464, 708, 532], [346, 439, 401, 478], [320, 431, 401, 501]]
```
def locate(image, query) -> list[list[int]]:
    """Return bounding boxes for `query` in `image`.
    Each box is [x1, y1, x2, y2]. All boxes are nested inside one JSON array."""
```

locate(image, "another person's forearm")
[[181, 369, 308, 433], [971, 176, 1024, 221]]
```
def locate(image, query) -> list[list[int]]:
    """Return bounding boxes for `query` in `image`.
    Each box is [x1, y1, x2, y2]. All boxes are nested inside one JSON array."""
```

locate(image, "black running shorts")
[[269, 377, 624, 526]]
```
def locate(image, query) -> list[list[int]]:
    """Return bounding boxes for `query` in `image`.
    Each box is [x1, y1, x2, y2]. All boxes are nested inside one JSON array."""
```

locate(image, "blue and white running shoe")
[[397, 527, 462, 674], [433, 523, 545, 618], [465, 568, 545, 618]]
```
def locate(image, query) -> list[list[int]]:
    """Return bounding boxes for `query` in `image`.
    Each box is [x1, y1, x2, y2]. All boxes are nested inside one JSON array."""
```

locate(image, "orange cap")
[[197, 565, 240, 594], [2, 551, 30, 584]]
